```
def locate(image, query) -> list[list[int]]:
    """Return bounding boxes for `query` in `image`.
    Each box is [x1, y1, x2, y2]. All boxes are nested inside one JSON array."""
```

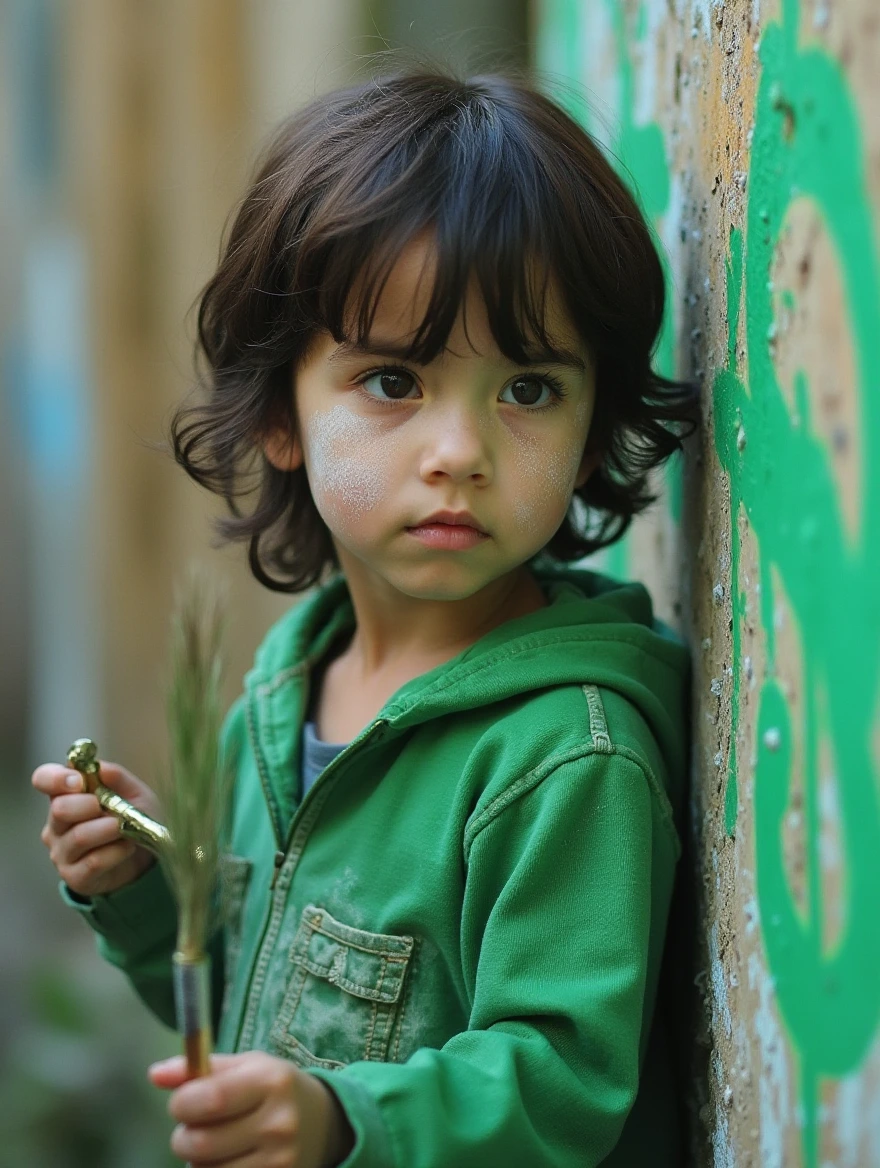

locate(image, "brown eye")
[[361, 369, 418, 401], [501, 377, 552, 407]]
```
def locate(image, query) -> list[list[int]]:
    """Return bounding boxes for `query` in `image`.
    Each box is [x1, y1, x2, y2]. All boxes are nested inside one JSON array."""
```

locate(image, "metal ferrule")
[[172, 953, 212, 1078]]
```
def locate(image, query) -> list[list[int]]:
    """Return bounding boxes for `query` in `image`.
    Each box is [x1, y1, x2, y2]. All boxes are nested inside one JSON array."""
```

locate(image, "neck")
[[333, 554, 547, 678]]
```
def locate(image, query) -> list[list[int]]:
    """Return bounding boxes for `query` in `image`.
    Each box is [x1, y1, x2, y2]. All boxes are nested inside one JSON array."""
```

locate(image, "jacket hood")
[[244, 565, 690, 818]]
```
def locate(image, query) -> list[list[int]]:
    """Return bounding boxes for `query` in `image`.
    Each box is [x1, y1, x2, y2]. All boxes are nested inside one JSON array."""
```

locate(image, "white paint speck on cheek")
[[507, 425, 584, 536], [305, 404, 398, 522]]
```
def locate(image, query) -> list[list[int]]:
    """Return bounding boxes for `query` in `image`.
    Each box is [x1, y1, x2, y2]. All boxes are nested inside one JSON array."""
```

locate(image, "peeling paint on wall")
[[535, 0, 880, 1163]]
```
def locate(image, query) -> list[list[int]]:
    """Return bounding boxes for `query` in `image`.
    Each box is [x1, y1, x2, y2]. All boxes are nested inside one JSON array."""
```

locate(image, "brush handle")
[[172, 953, 212, 1078]]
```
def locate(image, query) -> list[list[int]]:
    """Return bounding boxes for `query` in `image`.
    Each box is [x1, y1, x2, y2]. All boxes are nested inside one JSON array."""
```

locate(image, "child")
[[33, 68, 697, 1167]]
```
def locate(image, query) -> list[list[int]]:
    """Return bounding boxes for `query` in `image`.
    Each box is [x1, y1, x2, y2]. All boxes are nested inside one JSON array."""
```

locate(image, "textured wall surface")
[[535, 1, 880, 1164]]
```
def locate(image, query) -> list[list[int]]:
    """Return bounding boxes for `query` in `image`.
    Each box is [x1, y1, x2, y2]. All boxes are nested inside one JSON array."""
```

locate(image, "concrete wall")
[[535, 1, 880, 1164]]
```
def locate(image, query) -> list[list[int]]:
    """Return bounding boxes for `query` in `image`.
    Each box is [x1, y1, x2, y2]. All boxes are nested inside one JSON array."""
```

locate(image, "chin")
[[380, 559, 522, 602], [385, 575, 486, 603]]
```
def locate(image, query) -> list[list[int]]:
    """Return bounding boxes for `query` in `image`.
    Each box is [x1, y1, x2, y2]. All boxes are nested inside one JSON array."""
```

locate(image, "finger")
[[48, 793, 104, 832], [171, 1144, 264, 1168], [170, 1111, 260, 1165], [166, 1061, 270, 1126], [63, 839, 137, 884], [148, 1057, 190, 1090], [149, 1054, 243, 1089], [54, 815, 123, 864], [32, 765, 85, 797], [181, 1152, 276, 1168]]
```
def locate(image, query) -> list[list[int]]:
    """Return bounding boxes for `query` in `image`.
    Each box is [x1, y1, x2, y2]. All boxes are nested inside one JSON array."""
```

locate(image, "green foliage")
[[0, 955, 178, 1168]]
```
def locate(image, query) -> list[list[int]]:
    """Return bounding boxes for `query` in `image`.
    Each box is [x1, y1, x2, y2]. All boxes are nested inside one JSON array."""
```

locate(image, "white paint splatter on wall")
[[748, 951, 792, 1168]]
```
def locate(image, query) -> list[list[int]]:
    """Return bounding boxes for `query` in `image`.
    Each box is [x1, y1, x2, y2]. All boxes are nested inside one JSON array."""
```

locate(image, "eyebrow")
[[327, 341, 418, 365], [327, 340, 588, 372]]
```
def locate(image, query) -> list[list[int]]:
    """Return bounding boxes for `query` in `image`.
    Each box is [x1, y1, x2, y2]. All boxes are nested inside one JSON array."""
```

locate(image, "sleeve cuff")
[[306, 1068, 395, 1168], [59, 860, 178, 955]]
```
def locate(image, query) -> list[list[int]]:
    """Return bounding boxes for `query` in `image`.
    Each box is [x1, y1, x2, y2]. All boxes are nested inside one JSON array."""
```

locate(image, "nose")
[[417, 403, 493, 485]]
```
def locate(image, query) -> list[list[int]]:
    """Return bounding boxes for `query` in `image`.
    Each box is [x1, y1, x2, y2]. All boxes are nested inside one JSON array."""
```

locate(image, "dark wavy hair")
[[170, 68, 698, 593]]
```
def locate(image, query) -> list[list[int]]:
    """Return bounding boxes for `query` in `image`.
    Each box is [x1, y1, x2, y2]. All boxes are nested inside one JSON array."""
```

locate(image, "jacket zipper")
[[270, 714, 388, 882], [244, 667, 307, 850], [231, 712, 387, 1052]]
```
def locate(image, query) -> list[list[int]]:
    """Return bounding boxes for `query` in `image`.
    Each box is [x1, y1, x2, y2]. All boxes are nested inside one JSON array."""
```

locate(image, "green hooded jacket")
[[67, 565, 689, 1167]]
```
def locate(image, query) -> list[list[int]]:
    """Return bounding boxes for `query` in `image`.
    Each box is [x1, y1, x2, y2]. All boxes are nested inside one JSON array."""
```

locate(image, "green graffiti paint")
[[537, 0, 680, 578], [723, 749, 738, 836], [534, 0, 588, 125], [608, 4, 671, 221], [714, 0, 880, 1162], [606, 2, 682, 527]]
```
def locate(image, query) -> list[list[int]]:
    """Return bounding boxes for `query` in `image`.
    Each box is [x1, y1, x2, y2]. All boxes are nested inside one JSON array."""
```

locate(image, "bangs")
[[288, 76, 612, 367]]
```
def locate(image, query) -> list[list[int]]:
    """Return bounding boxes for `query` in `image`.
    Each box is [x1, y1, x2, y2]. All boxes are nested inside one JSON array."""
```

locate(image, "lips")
[[409, 510, 487, 534]]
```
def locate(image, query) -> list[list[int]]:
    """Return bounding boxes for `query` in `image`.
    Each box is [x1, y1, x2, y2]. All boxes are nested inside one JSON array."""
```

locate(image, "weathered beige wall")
[[536, 1, 880, 1164]]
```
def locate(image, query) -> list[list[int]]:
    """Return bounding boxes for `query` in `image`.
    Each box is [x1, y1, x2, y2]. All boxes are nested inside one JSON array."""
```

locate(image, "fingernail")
[[65, 773, 82, 790]]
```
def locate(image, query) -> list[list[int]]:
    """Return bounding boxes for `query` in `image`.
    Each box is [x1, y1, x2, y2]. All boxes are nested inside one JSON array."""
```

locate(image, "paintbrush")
[[155, 569, 232, 1080]]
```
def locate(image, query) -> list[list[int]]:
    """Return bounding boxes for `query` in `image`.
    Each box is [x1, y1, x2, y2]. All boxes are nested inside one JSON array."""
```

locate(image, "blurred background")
[[6, 0, 880, 1165], [0, 2, 529, 1163]]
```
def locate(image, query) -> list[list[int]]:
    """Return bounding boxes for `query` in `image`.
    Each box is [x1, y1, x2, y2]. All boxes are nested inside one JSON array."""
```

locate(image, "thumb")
[[149, 1054, 239, 1088]]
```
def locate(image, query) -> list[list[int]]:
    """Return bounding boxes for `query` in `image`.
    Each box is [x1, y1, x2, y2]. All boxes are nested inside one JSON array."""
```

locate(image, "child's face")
[[267, 235, 599, 602]]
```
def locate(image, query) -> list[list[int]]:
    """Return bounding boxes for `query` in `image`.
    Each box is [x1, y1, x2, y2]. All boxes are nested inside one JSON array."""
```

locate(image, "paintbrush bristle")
[[157, 568, 232, 960]]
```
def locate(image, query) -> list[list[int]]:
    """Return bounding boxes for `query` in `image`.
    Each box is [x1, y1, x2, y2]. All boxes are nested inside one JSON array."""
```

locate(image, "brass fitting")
[[66, 738, 171, 856]]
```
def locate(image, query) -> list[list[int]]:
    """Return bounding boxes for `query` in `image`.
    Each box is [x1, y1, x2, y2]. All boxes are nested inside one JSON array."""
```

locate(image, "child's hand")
[[32, 760, 159, 897], [149, 1052, 355, 1168]]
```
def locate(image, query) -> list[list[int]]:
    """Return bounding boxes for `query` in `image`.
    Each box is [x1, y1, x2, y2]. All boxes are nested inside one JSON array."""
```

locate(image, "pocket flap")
[[292, 905, 414, 1004]]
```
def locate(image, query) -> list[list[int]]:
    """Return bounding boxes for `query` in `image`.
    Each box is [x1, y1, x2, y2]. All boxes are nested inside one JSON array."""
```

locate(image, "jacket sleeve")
[[59, 696, 247, 1032], [60, 861, 191, 1030], [308, 748, 677, 1168]]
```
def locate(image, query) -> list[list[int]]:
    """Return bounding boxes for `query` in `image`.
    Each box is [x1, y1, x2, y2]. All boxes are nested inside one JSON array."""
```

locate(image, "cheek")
[[506, 428, 584, 536], [304, 406, 399, 527]]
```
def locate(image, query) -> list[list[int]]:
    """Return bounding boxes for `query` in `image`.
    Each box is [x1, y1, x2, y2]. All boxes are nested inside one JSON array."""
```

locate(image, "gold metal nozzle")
[[66, 738, 171, 857], [67, 738, 101, 790]]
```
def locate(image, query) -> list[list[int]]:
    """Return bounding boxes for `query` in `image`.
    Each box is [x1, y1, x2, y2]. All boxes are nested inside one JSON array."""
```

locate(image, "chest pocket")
[[269, 904, 415, 1069]]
